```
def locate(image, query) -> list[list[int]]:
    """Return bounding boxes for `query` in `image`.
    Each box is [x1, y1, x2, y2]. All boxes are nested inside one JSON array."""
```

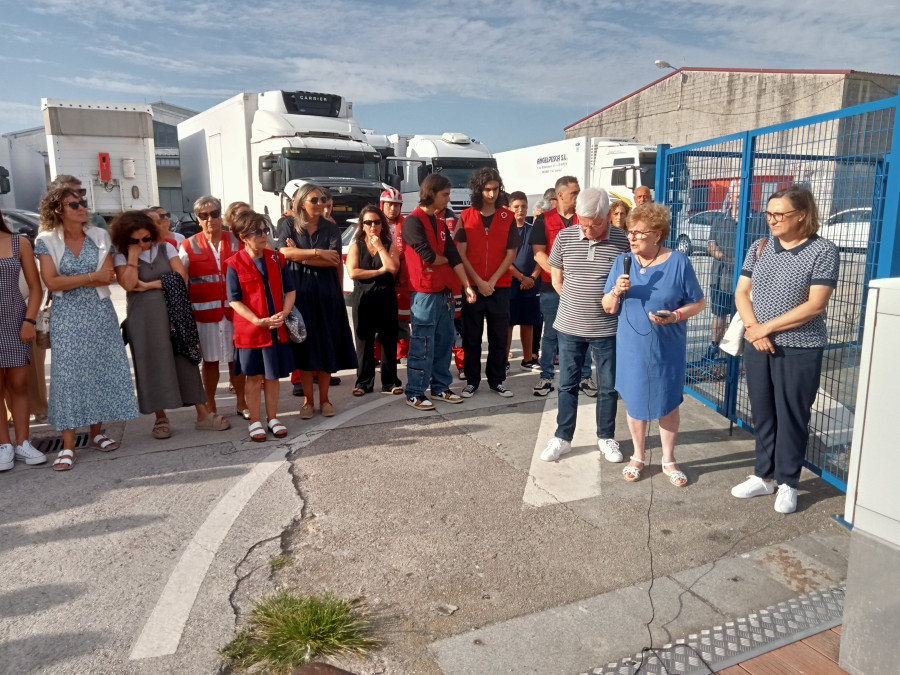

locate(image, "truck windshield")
[[285, 158, 380, 181], [639, 152, 656, 191], [435, 159, 497, 189]]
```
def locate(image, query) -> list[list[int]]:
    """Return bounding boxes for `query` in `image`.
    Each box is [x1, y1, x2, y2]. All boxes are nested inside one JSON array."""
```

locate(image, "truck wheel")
[[675, 235, 692, 256]]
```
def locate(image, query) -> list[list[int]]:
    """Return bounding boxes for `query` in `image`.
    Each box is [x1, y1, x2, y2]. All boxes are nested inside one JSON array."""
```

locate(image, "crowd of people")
[[0, 170, 839, 512]]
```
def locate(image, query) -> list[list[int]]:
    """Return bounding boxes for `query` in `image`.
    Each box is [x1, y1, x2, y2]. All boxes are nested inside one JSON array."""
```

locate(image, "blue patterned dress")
[[35, 237, 138, 429]]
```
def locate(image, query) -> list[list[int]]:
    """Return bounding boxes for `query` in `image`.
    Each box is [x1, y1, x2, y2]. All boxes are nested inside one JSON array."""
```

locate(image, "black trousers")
[[353, 288, 399, 391], [743, 341, 823, 488], [462, 287, 510, 388]]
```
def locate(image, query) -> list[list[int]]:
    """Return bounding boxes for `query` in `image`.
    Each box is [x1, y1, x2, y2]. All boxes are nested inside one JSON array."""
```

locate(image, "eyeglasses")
[[130, 236, 153, 244], [157, 211, 170, 219], [305, 197, 327, 205], [245, 227, 270, 238], [66, 199, 88, 210], [197, 209, 222, 221], [764, 209, 799, 222], [362, 219, 381, 226], [626, 230, 653, 239]]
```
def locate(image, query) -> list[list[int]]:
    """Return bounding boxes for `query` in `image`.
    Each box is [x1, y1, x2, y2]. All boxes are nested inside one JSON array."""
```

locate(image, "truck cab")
[[589, 139, 657, 206], [384, 133, 496, 214]]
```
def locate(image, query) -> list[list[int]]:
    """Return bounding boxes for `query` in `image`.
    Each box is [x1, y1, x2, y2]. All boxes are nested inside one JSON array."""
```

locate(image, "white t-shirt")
[[113, 242, 178, 267], [169, 231, 185, 244]]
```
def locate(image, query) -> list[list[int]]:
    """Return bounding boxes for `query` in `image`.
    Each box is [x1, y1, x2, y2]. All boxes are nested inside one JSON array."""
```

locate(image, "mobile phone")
[[654, 310, 673, 318]]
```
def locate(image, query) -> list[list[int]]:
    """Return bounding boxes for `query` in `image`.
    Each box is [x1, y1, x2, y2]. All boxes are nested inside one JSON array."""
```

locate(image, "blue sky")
[[1, 0, 898, 152]]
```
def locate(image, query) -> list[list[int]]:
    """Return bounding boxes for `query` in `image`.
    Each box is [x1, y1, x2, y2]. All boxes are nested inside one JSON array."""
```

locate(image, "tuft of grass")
[[268, 555, 292, 570], [221, 591, 380, 673]]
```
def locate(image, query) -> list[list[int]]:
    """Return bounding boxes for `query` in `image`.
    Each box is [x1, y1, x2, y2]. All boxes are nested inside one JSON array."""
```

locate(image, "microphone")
[[623, 255, 632, 277]]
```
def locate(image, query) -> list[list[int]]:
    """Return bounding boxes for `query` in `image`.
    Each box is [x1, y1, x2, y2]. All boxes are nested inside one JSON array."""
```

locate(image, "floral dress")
[[34, 237, 138, 429]]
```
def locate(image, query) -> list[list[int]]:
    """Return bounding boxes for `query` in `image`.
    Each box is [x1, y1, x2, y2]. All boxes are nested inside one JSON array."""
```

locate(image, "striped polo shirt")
[[548, 225, 630, 337]]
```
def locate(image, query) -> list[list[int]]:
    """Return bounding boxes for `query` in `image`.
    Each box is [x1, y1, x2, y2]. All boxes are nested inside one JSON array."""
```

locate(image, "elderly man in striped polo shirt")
[[540, 187, 630, 463]]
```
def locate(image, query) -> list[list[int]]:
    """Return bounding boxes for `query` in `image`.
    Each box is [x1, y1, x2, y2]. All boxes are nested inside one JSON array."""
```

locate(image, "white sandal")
[[663, 461, 688, 487], [248, 421, 266, 442], [53, 449, 76, 472], [90, 434, 119, 452], [267, 418, 287, 438], [622, 456, 644, 482]]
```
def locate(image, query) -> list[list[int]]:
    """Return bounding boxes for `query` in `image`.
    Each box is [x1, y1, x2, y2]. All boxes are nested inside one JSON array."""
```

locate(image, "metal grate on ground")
[[32, 431, 90, 455], [581, 587, 844, 675]]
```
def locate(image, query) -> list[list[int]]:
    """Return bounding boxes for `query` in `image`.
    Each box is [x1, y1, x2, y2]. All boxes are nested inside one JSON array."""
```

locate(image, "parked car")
[[341, 219, 358, 300], [2, 208, 40, 244], [819, 207, 871, 252], [674, 210, 724, 256]]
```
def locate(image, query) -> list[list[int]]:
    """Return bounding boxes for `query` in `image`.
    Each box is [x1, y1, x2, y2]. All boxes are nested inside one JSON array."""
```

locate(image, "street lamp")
[[655, 59, 676, 70]]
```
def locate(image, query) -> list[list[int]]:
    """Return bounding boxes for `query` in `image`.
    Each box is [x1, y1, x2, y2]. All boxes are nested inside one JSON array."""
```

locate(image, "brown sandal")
[[152, 417, 171, 439]]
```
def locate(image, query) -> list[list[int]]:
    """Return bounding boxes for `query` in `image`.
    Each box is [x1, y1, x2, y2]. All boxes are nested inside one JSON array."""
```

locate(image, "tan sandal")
[[663, 461, 688, 487], [195, 413, 230, 431], [622, 457, 644, 482], [152, 417, 171, 439]]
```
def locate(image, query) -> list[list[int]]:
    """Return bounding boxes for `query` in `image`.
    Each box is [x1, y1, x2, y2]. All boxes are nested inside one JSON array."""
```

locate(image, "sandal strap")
[[622, 465, 642, 477], [56, 449, 75, 459], [267, 418, 286, 431], [249, 421, 265, 432], [93, 434, 116, 448], [628, 456, 645, 464]]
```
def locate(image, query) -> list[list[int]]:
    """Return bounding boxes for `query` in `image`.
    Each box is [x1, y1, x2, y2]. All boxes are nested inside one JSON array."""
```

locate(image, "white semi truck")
[[494, 137, 656, 208], [42, 99, 159, 217], [379, 133, 497, 214], [178, 90, 386, 228]]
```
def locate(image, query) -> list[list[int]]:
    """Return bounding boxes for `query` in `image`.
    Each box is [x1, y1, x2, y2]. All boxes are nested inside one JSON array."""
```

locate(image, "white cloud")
[[0, 101, 44, 130], [65, 74, 236, 99]]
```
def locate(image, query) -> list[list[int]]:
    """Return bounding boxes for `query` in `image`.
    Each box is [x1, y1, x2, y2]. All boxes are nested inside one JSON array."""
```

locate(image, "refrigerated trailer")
[[178, 90, 387, 228], [42, 98, 158, 216], [494, 137, 656, 207]]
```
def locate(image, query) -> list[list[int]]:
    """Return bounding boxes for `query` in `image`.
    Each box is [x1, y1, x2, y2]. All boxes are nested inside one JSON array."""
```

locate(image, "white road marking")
[[523, 391, 603, 506], [129, 395, 396, 660]]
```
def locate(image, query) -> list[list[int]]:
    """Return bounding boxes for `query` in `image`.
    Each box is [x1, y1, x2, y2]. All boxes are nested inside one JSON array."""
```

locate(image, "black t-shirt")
[[400, 212, 463, 268], [529, 211, 574, 246]]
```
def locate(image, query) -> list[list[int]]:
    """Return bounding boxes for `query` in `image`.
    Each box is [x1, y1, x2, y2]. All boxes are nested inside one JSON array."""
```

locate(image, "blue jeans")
[[405, 290, 455, 398], [539, 288, 592, 380], [555, 331, 617, 442]]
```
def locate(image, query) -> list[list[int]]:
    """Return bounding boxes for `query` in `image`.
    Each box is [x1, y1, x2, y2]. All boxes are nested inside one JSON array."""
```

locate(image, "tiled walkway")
[[720, 626, 847, 674]]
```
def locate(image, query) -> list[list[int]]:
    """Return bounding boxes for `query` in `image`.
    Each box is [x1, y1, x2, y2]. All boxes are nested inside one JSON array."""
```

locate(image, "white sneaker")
[[774, 484, 798, 514], [540, 437, 571, 462], [731, 475, 775, 498], [598, 438, 623, 463], [0, 443, 13, 471], [15, 439, 47, 465]]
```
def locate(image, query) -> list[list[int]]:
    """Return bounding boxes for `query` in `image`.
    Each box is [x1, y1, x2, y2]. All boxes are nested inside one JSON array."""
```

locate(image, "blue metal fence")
[[657, 91, 900, 492]]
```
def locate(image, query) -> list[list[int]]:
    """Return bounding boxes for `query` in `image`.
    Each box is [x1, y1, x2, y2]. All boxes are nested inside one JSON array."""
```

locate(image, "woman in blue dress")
[[603, 203, 705, 487], [35, 187, 139, 471]]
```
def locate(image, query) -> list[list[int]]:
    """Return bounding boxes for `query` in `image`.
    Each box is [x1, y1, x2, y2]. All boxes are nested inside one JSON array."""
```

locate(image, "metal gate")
[[657, 91, 900, 491]]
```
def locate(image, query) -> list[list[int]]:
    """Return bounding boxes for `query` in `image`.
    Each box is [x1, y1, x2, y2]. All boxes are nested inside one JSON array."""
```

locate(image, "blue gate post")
[[874, 87, 900, 279], [655, 143, 671, 211], [724, 131, 756, 421]]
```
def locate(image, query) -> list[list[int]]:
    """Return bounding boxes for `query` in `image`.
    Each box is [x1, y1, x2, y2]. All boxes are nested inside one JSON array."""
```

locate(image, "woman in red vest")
[[226, 211, 296, 441]]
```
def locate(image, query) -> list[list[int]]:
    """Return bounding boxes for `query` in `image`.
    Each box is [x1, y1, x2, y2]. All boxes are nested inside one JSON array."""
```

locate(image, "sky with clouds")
[[1, 0, 899, 151]]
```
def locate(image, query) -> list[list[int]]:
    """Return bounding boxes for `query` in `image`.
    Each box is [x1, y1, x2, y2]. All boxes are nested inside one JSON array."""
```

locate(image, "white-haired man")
[[540, 187, 630, 462]]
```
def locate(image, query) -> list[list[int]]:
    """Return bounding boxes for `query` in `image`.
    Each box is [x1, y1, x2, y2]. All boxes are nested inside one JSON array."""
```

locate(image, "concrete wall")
[[566, 71, 873, 147]]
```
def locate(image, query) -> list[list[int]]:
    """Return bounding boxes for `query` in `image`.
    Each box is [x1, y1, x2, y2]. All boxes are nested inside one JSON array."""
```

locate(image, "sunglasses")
[[197, 209, 222, 220], [66, 199, 88, 210], [157, 211, 170, 219], [362, 219, 382, 226], [130, 236, 153, 244], [245, 227, 270, 238], [304, 197, 327, 205]]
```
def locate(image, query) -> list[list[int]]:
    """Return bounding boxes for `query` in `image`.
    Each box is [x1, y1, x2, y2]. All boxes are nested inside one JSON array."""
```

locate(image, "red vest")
[[391, 219, 411, 317], [404, 207, 458, 294], [538, 209, 578, 282], [459, 206, 515, 288], [182, 231, 240, 322], [227, 249, 290, 348]]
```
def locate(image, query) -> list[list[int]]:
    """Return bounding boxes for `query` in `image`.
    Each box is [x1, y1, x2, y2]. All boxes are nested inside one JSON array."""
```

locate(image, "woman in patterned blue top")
[[35, 187, 139, 471], [730, 186, 839, 514]]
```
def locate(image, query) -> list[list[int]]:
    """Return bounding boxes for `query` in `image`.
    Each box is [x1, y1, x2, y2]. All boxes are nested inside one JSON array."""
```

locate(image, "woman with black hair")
[[347, 206, 401, 395]]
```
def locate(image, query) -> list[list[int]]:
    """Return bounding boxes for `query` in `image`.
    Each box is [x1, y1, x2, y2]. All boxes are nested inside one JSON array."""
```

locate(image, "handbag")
[[718, 236, 768, 357], [35, 292, 51, 349], [283, 306, 307, 344]]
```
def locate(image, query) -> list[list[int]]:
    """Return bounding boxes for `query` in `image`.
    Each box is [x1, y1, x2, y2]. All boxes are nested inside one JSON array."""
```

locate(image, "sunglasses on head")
[[362, 219, 381, 226], [197, 209, 221, 220], [305, 197, 326, 205], [131, 236, 153, 244], [75, 188, 87, 197], [66, 199, 88, 210]]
